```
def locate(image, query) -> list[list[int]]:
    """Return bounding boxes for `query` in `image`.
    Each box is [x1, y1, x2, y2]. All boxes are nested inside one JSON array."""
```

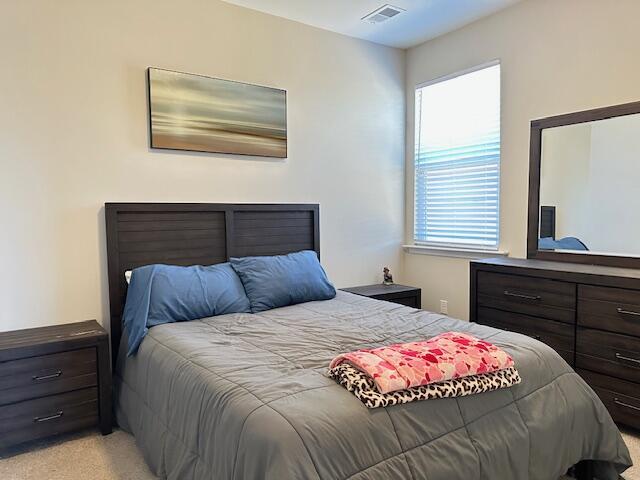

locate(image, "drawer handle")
[[617, 307, 640, 317], [504, 290, 541, 301], [615, 353, 640, 366], [614, 398, 640, 412], [33, 411, 63, 423], [32, 370, 62, 381]]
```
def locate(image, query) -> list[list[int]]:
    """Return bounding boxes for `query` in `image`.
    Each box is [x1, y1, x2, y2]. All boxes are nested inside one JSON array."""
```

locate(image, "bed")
[[105, 203, 632, 480]]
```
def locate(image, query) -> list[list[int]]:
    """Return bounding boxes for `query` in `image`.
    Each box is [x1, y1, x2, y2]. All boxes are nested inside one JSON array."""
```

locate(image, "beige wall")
[[540, 123, 592, 242], [540, 115, 640, 255], [5, 0, 640, 333], [0, 0, 405, 332], [403, 0, 640, 320], [585, 115, 640, 254]]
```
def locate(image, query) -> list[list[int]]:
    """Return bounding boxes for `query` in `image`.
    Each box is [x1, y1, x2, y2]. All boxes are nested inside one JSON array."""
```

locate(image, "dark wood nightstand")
[[0, 320, 112, 449], [341, 284, 422, 309]]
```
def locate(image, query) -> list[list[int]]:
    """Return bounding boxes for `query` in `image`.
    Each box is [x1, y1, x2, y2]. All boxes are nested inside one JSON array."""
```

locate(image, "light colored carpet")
[[0, 428, 638, 480], [0, 429, 155, 480]]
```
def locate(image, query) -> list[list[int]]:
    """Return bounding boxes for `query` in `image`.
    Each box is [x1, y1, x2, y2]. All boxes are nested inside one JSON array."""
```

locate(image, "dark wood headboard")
[[539, 205, 556, 239], [105, 202, 320, 363]]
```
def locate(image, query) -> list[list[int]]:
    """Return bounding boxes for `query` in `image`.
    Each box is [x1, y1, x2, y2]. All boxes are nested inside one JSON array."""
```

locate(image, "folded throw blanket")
[[329, 363, 521, 408], [329, 332, 514, 394]]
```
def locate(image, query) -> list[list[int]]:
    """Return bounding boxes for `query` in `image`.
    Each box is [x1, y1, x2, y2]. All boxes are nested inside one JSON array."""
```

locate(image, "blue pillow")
[[539, 236, 589, 251], [230, 250, 336, 313], [122, 263, 251, 355]]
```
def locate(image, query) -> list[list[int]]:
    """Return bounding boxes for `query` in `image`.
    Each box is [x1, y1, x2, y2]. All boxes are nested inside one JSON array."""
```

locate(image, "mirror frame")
[[527, 100, 640, 269]]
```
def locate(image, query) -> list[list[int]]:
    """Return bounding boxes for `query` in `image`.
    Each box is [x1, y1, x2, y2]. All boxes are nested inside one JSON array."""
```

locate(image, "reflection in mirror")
[[539, 113, 640, 257]]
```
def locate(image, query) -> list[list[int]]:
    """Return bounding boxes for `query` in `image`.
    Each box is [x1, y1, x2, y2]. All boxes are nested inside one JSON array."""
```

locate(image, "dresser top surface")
[[473, 257, 640, 281]]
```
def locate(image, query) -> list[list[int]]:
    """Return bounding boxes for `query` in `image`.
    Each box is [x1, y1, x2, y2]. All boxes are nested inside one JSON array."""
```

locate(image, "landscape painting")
[[148, 68, 287, 157]]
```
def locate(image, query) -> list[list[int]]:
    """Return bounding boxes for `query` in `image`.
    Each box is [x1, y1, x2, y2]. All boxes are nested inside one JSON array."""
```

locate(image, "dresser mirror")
[[527, 101, 640, 268]]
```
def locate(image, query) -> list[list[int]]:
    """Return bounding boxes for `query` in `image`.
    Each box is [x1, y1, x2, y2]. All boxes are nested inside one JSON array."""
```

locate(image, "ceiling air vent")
[[362, 4, 405, 24]]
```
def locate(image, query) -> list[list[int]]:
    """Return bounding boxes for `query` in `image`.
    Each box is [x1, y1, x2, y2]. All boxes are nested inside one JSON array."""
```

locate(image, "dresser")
[[470, 257, 640, 430], [341, 284, 421, 308], [0, 320, 112, 449]]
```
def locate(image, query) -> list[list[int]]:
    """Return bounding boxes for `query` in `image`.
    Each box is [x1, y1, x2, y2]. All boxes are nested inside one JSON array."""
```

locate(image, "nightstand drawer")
[[341, 285, 421, 309], [0, 387, 98, 449], [477, 271, 575, 323], [0, 348, 97, 406], [578, 285, 640, 337], [0, 320, 111, 448], [576, 327, 640, 383], [393, 296, 419, 308], [374, 294, 419, 308]]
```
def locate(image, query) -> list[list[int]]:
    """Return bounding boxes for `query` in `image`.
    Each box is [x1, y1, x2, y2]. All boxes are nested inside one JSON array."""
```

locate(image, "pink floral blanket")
[[329, 332, 515, 394]]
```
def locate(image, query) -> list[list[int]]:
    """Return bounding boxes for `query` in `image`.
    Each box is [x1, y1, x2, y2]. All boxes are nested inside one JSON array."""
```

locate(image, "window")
[[414, 62, 501, 249]]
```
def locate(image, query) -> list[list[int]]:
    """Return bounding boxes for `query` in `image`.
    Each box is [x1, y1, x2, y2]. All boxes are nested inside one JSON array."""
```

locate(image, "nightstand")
[[0, 320, 112, 449], [341, 284, 422, 309]]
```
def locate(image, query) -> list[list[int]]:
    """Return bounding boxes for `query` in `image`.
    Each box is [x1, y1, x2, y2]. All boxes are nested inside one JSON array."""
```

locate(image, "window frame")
[[412, 60, 502, 252]]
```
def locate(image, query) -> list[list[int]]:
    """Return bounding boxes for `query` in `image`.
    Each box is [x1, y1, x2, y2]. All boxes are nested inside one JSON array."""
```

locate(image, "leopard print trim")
[[328, 364, 521, 409]]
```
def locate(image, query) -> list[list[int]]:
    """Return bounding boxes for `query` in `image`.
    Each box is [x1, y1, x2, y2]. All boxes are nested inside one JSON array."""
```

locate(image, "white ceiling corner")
[[221, 0, 522, 49]]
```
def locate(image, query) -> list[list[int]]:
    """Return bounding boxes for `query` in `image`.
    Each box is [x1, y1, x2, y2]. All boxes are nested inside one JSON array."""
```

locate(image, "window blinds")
[[414, 63, 501, 249]]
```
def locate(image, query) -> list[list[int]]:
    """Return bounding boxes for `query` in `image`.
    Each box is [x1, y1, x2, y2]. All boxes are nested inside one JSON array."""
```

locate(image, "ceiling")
[[221, 0, 521, 49]]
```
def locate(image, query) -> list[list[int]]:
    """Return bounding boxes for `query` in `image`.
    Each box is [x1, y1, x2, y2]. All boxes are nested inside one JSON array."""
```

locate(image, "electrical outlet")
[[440, 300, 448, 315]]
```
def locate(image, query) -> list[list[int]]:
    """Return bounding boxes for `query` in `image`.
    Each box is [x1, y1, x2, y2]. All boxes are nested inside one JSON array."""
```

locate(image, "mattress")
[[114, 291, 632, 480]]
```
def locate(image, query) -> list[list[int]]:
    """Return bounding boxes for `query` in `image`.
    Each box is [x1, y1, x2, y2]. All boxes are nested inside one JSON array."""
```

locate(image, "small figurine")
[[383, 267, 394, 285]]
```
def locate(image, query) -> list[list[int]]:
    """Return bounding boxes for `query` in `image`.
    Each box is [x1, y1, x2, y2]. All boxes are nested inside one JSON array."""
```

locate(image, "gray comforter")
[[115, 291, 632, 480]]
